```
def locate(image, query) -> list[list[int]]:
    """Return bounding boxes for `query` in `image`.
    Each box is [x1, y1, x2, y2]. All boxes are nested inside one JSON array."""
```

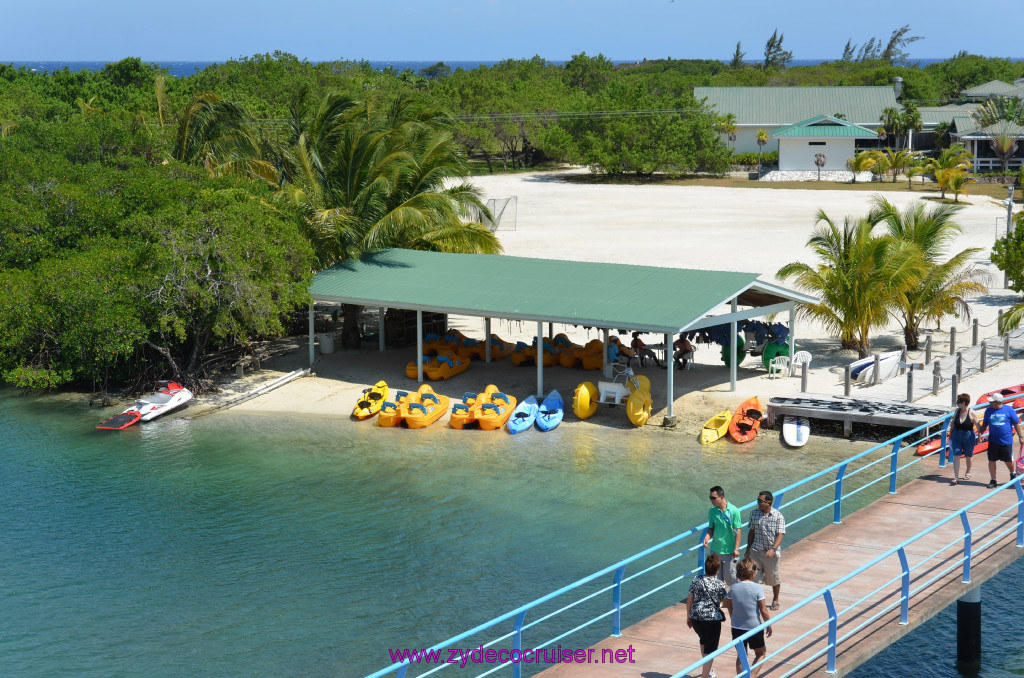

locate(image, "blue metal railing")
[[367, 405, 1022, 678]]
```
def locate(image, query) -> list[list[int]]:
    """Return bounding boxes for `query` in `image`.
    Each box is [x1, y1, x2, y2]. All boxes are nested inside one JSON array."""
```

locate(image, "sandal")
[[964, 473, 970, 481], [951, 478, 959, 485], [768, 603, 780, 611]]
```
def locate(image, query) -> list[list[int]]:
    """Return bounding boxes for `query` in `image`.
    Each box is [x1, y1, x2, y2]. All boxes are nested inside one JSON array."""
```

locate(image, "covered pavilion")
[[307, 249, 818, 421]]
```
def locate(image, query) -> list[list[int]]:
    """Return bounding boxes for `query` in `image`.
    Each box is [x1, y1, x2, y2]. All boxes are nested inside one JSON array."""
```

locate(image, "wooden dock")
[[535, 470, 1024, 678], [766, 395, 949, 436]]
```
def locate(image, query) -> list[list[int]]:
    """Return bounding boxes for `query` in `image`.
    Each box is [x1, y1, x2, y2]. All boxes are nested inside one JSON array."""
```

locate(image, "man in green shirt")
[[704, 485, 742, 585]]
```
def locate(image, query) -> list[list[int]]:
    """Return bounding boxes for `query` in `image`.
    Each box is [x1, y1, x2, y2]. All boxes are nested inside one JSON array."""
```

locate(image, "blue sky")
[[1, 0, 1012, 63]]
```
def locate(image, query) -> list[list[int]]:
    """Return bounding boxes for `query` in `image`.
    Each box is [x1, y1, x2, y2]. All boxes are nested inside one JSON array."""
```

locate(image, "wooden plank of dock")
[[535, 466, 1023, 678]]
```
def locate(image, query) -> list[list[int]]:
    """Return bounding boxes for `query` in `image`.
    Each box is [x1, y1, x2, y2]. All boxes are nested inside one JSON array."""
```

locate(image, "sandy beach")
[[198, 170, 1023, 434]]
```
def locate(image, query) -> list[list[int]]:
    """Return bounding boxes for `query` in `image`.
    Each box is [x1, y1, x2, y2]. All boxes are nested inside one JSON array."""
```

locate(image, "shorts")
[[949, 431, 976, 458], [732, 626, 766, 650], [691, 618, 723, 653], [988, 443, 1013, 463], [749, 549, 782, 587], [714, 554, 738, 586]]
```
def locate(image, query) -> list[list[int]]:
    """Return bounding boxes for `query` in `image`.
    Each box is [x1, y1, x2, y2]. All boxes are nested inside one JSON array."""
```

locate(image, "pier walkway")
[[368, 415, 1024, 678], [535, 472, 1023, 678]]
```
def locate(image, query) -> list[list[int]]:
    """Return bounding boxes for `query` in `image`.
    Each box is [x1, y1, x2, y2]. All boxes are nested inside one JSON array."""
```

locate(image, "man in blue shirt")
[[978, 393, 1024, 489]]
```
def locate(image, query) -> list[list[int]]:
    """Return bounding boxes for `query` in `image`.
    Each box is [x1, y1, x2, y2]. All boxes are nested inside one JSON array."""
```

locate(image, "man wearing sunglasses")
[[704, 486, 742, 585], [745, 491, 786, 611]]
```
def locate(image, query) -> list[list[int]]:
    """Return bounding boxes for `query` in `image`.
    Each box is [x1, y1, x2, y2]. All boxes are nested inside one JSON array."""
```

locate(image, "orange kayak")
[[728, 396, 763, 443]]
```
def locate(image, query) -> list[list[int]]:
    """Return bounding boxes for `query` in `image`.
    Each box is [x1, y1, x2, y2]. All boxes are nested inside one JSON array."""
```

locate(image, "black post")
[[957, 587, 982, 671]]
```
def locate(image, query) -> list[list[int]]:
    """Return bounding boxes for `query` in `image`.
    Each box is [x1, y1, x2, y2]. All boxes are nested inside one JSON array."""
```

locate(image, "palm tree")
[[756, 129, 769, 170], [778, 210, 920, 357], [879, 107, 905, 149], [173, 92, 278, 185], [970, 97, 1024, 178], [846, 151, 876, 183], [945, 170, 974, 203], [866, 149, 891, 182], [715, 114, 738, 151], [924, 144, 973, 199], [277, 92, 503, 347], [900, 104, 923, 150], [868, 196, 989, 348], [933, 121, 953, 150], [874, 147, 918, 182]]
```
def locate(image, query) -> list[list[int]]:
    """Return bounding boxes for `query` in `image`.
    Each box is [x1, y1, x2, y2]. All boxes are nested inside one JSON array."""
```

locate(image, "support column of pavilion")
[[663, 331, 675, 425]]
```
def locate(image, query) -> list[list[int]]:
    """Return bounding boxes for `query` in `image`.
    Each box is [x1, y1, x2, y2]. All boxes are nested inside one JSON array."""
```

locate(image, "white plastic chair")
[[792, 351, 812, 373], [768, 355, 790, 379]]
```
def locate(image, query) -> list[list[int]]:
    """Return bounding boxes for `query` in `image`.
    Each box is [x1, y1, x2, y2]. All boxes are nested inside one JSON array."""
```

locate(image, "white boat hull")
[[136, 387, 194, 421]]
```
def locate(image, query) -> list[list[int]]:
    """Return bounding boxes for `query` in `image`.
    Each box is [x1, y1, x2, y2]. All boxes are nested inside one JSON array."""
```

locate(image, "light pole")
[[1004, 184, 1014, 288]]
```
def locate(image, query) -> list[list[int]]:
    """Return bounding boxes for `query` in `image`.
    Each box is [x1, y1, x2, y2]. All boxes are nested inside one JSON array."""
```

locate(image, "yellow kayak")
[[352, 380, 388, 420], [700, 410, 731, 444]]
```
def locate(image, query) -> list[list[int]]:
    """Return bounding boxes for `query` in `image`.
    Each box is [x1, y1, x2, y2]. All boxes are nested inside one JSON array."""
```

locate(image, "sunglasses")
[[709, 495, 720, 501], [758, 498, 771, 504]]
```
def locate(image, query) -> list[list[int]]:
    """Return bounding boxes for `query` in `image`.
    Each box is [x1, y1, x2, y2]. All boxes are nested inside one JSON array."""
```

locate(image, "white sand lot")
[[210, 170, 1023, 433]]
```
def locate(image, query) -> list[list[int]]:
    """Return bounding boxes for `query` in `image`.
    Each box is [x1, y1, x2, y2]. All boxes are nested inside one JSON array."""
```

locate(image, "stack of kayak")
[[698, 396, 765, 444], [505, 391, 565, 434], [353, 380, 566, 433]]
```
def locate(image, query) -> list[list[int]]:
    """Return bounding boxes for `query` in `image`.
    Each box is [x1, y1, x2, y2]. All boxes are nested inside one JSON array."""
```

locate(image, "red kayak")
[[728, 396, 763, 443], [915, 433, 988, 456], [977, 384, 1024, 409]]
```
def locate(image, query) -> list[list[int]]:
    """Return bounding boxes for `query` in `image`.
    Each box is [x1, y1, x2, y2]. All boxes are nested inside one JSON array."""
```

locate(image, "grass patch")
[[558, 173, 1021, 200]]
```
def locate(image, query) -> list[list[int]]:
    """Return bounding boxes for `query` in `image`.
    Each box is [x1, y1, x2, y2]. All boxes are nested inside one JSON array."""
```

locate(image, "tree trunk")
[[145, 339, 183, 378], [904, 321, 920, 351], [340, 303, 363, 349]]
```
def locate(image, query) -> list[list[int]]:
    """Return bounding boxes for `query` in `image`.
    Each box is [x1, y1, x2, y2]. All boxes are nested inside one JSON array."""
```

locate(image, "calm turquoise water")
[[1, 388, 1019, 677]]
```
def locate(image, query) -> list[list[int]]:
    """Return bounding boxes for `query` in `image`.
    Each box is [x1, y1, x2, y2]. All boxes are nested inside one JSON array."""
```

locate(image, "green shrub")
[[731, 151, 778, 165]]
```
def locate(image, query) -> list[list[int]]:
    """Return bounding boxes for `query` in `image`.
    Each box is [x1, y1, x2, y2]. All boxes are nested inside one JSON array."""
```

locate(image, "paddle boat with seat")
[[403, 385, 450, 429], [450, 385, 498, 429], [378, 390, 412, 427], [424, 350, 469, 380], [476, 390, 517, 430]]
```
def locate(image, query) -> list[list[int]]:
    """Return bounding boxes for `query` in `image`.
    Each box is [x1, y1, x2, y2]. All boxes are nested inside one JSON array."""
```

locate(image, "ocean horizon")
[[5, 57, 1023, 79]]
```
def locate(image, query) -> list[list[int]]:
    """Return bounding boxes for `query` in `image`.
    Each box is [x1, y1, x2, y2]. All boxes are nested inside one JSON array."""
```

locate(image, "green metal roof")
[[959, 119, 1024, 139], [310, 249, 817, 334], [771, 115, 878, 139], [952, 116, 979, 135], [960, 80, 1021, 98], [693, 86, 898, 126], [918, 104, 978, 125]]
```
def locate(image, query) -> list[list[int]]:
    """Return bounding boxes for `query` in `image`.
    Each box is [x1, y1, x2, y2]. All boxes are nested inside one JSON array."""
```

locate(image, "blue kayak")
[[506, 395, 538, 434], [535, 390, 564, 432]]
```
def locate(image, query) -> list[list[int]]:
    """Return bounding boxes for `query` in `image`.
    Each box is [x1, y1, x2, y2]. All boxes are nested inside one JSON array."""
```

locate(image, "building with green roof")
[[694, 85, 898, 154], [770, 116, 880, 171], [307, 249, 818, 418]]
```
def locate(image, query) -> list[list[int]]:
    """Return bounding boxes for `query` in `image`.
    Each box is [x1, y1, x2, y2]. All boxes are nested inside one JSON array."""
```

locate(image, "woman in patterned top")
[[686, 553, 728, 678]]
